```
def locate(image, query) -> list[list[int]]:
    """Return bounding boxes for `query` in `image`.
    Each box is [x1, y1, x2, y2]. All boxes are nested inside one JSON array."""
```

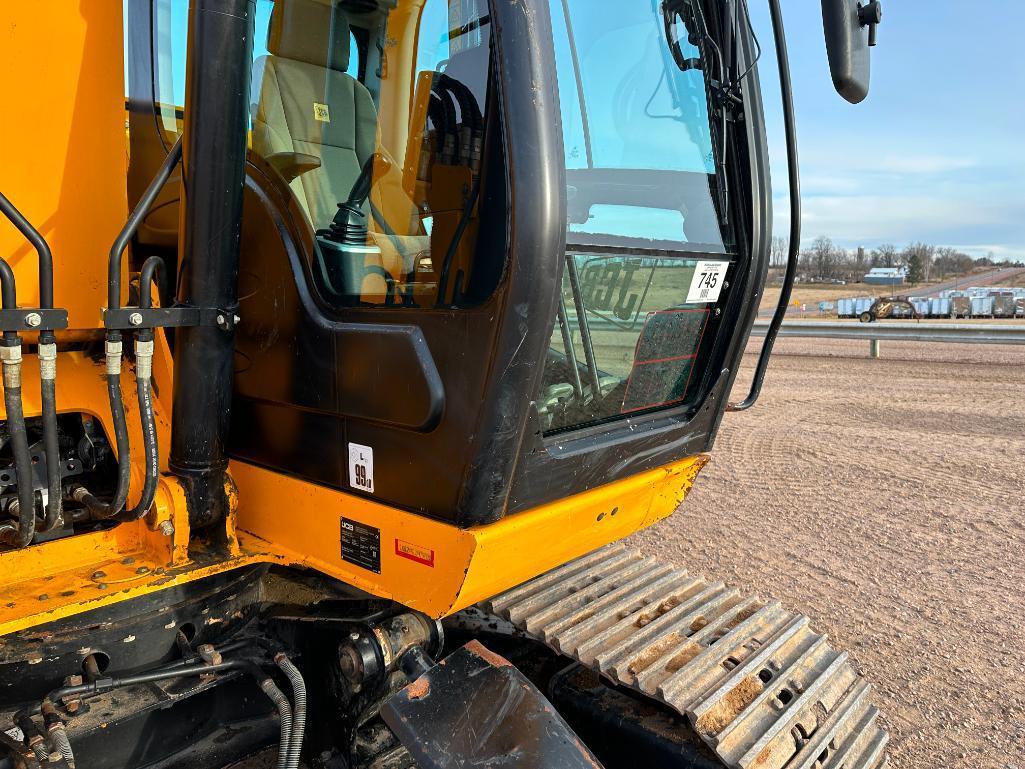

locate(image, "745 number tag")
[[686, 260, 728, 304]]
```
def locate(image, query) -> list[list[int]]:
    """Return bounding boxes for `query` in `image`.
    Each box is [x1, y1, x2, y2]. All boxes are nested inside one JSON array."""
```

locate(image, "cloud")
[[872, 155, 978, 175], [766, 139, 1025, 256]]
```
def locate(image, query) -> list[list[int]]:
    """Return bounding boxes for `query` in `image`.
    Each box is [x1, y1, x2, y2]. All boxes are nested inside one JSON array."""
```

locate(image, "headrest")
[[268, 0, 351, 72]]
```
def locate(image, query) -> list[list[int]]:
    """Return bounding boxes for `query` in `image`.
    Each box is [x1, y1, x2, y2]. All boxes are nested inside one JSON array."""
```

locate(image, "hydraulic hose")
[[0, 196, 61, 547], [1, 339, 36, 548], [40, 702, 74, 769], [38, 335, 62, 532], [119, 352, 156, 520], [85, 139, 180, 522], [0, 192, 64, 534], [0, 192, 53, 309], [70, 338, 131, 520], [16, 650, 259, 766], [258, 676, 293, 769], [118, 256, 164, 521], [0, 255, 17, 310], [274, 653, 306, 769], [107, 137, 182, 311], [15, 711, 49, 764], [426, 93, 445, 136], [430, 83, 459, 163]]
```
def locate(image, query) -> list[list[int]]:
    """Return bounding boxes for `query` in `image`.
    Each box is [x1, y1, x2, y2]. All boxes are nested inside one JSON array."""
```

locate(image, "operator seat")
[[251, 0, 376, 231]]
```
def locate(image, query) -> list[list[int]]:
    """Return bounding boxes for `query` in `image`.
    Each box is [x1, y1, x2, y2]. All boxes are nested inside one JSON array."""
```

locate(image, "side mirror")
[[821, 0, 882, 104]]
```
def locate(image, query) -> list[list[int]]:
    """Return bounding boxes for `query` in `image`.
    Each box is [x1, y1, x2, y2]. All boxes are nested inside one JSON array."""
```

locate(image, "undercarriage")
[[1, 547, 886, 769]]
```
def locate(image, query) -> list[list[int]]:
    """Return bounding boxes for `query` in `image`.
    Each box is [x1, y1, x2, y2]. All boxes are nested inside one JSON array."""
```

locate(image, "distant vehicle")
[[993, 293, 1017, 318], [950, 295, 972, 318], [863, 266, 908, 286], [859, 297, 922, 323]]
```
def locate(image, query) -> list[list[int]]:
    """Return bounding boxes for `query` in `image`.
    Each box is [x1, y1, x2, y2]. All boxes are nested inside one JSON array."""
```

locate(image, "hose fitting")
[[134, 339, 154, 382], [38, 342, 57, 382], [1, 342, 22, 388], [104, 339, 123, 377]]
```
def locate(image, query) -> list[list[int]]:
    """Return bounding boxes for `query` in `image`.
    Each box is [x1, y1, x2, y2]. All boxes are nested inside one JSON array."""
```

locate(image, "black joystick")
[[320, 153, 388, 245]]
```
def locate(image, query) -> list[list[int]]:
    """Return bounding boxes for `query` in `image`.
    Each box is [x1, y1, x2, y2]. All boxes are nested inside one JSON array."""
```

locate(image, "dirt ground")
[[628, 338, 1025, 768]]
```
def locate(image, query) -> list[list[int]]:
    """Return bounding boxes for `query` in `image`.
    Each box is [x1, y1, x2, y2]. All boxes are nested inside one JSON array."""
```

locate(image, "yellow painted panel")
[[0, 451, 706, 635], [0, 4, 129, 328], [233, 455, 708, 618]]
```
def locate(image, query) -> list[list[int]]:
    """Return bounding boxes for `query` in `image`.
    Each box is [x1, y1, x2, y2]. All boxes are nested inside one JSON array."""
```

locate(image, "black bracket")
[[0, 307, 69, 333], [103, 306, 240, 331]]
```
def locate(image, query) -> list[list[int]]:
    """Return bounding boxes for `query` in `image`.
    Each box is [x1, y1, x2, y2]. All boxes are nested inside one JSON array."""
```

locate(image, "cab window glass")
[[552, 0, 727, 252], [541, 0, 736, 434], [152, 0, 362, 141], [248, 0, 495, 309]]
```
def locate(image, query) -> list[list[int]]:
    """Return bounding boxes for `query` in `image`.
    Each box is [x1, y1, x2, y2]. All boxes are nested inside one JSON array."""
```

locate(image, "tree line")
[[769, 237, 1023, 284]]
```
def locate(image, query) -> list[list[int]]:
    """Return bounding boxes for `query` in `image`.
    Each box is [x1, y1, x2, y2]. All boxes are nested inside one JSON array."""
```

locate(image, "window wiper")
[[660, 0, 731, 226]]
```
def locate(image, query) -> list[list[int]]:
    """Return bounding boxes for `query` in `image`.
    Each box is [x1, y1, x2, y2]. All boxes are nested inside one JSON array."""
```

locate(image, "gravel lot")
[[629, 338, 1025, 768]]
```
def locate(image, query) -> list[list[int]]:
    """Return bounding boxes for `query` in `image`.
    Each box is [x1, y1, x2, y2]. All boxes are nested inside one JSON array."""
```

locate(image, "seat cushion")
[[253, 54, 378, 230]]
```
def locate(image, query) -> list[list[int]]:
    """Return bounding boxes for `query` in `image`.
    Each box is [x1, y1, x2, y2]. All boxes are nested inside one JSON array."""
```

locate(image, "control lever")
[[321, 153, 391, 245]]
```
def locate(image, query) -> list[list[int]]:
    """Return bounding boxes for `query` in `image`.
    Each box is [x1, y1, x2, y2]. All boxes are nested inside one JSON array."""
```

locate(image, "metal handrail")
[[749, 321, 1025, 345], [727, 0, 800, 412]]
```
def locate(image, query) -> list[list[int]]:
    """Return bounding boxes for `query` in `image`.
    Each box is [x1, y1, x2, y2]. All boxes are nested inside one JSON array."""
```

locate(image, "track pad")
[[381, 641, 603, 769]]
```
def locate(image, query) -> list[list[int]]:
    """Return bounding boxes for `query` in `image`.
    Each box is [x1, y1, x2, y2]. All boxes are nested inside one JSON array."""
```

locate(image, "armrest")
[[266, 152, 322, 184]]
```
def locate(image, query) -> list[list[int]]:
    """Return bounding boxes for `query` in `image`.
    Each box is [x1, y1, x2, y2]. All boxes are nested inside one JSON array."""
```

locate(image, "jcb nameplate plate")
[[340, 517, 381, 573]]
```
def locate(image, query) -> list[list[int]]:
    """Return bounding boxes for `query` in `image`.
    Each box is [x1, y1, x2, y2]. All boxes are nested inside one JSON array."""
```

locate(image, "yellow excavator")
[[0, 1, 886, 767]]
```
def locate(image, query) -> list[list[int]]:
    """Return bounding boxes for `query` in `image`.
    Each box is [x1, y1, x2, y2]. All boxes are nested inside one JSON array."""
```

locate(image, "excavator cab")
[[0, 1, 887, 768]]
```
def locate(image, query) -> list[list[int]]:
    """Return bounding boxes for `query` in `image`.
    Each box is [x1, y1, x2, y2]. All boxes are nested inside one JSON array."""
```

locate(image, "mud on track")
[[629, 338, 1025, 768]]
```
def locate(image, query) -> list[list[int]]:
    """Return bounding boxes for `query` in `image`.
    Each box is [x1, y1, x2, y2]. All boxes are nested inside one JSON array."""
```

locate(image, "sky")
[[747, 0, 1025, 260], [152, 0, 1025, 260]]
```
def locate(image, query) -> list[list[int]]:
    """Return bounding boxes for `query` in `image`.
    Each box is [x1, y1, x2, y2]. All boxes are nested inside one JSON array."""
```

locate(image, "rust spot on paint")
[[405, 677, 430, 701], [464, 640, 511, 668]]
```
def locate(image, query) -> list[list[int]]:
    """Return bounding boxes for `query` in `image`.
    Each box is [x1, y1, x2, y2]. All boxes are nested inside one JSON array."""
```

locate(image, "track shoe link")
[[482, 544, 888, 769]]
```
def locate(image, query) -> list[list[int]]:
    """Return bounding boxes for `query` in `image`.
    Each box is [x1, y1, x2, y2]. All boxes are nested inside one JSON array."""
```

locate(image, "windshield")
[[541, 0, 740, 435], [554, 0, 730, 252]]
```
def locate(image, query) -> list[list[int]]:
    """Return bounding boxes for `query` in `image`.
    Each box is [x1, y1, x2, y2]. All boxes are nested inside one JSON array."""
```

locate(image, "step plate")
[[480, 544, 888, 769]]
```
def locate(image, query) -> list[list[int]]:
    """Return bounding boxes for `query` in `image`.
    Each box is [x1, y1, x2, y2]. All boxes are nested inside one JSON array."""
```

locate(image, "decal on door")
[[348, 443, 374, 493]]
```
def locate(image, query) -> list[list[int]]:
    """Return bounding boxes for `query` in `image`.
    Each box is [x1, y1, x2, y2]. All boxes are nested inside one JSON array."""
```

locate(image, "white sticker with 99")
[[686, 260, 728, 304], [348, 443, 374, 494]]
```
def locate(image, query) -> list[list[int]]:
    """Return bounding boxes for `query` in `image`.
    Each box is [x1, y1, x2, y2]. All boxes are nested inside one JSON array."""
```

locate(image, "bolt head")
[[129, 312, 143, 326], [216, 315, 227, 328], [24, 312, 41, 327], [158, 520, 175, 536]]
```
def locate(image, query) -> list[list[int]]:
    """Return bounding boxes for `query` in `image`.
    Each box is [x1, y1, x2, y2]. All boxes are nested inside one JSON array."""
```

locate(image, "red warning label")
[[395, 539, 435, 567]]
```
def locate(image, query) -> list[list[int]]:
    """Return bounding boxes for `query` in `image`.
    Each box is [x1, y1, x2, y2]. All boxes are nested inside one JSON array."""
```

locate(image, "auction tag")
[[348, 443, 375, 493], [686, 260, 728, 304]]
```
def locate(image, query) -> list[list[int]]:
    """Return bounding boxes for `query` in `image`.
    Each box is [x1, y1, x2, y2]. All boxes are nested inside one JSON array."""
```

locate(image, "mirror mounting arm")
[[858, 1, 883, 46]]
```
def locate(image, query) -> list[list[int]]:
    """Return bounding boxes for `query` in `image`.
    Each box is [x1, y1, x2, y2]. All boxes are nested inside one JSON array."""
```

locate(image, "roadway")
[[760, 266, 1025, 317]]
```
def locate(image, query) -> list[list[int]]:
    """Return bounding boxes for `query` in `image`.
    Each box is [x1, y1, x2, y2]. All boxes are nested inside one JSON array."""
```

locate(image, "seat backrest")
[[252, 0, 377, 230]]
